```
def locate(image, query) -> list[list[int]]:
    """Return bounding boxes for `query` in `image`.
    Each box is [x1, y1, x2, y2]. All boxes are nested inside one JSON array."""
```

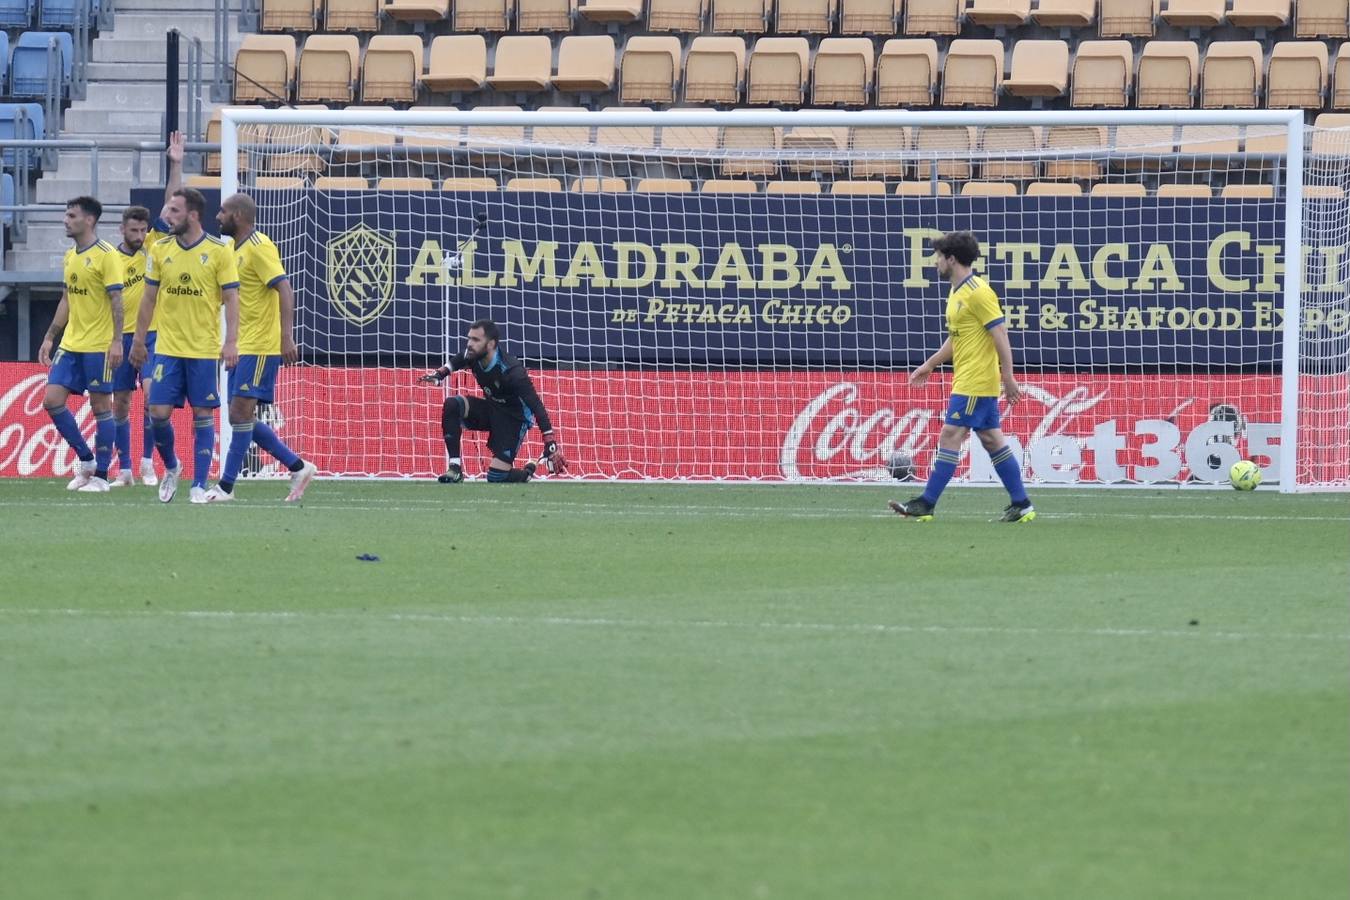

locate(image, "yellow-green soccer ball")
[[1230, 459, 1262, 491]]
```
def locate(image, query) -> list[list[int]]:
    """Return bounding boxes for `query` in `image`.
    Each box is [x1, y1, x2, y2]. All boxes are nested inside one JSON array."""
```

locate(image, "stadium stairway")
[[5, 0, 242, 271]]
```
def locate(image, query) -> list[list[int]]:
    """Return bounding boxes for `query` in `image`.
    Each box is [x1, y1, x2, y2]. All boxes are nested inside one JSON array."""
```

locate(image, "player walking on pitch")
[[890, 231, 1035, 523], [129, 187, 240, 504], [201, 193, 317, 502], [419, 319, 567, 483], [38, 197, 126, 492]]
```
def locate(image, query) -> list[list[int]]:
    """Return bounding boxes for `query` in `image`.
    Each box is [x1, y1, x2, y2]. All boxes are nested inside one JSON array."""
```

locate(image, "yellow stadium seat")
[[621, 36, 681, 104], [596, 105, 657, 149], [1156, 183, 1212, 197], [635, 178, 694, 191], [1033, 0, 1094, 26], [1295, 0, 1348, 36], [455, 0, 513, 30], [702, 179, 760, 192], [518, 0, 575, 29], [720, 125, 782, 176], [1026, 182, 1083, 196], [783, 126, 847, 173], [813, 37, 873, 106], [967, 0, 1028, 27], [1161, 0, 1224, 26], [185, 174, 222, 189], [766, 180, 822, 193], [1099, 0, 1158, 35], [579, 0, 644, 22], [385, 0, 449, 19], [849, 125, 909, 178], [261, 0, 318, 32], [1112, 124, 1176, 169], [315, 176, 370, 189], [941, 39, 1003, 107], [1005, 39, 1069, 98], [324, 0, 379, 30], [361, 35, 423, 105], [262, 107, 329, 174], [660, 123, 719, 152], [553, 35, 616, 93], [1044, 125, 1106, 181], [776, 0, 835, 32], [1229, 0, 1290, 24], [1305, 185, 1347, 198], [904, 0, 962, 32], [442, 177, 499, 191], [895, 181, 952, 195], [402, 108, 465, 153], [877, 38, 937, 106], [648, 0, 705, 29], [1335, 45, 1350, 107], [234, 34, 295, 104], [1090, 182, 1147, 196], [298, 34, 360, 104], [571, 177, 627, 192], [505, 177, 564, 191], [915, 125, 975, 180], [979, 125, 1039, 180], [840, 0, 898, 32], [465, 105, 526, 156], [961, 181, 1018, 196], [1072, 40, 1133, 108], [424, 35, 486, 93], [1201, 41, 1264, 109], [378, 177, 434, 190], [1178, 125, 1240, 171], [712, 0, 771, 31], [1221, 184, 1275, 199], [532, 106, 591, 145], [831, 180, 887, 194], [205, 105, 264, 175], [1312, 113, 1350, 154], [1267, 41, 1328, 108], [487, 36, 553, 93], [685, 36, 746, 104], [333, 107, 395, 163], [1137, 40, 1198, 108], [747, 37, 810, 105]]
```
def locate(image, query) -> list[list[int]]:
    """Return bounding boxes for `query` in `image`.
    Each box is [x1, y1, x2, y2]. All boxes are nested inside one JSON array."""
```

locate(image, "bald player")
[[202, 192, 316, 503]]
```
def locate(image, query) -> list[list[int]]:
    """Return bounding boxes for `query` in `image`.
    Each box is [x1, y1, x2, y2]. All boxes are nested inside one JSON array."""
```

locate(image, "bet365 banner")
[[272, 192, 1350, 369]]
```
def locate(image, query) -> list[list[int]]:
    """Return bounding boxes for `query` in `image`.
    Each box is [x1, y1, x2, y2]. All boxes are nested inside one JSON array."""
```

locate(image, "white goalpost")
[[218, 107, 1350, 492]]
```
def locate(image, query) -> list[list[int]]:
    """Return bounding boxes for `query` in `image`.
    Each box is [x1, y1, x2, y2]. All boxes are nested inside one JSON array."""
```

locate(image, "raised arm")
[[164, 131, 184, 205]]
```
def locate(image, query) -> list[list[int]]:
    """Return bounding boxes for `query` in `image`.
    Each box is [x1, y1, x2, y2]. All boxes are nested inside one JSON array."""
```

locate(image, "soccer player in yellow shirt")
[[108, 132, 187, 487], [202, 193, 317, 502], [889, 231, 1035, 523], [37, 196, 126, 492], [129, 187, 240, 504]]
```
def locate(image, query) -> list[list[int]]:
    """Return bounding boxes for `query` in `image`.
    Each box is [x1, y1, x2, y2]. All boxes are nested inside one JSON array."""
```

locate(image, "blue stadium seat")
[[0, 102, 45, 167], [39, 0, 96, 28], [10, 30, 73, 98], [1, 172, 14, 227], [0, 0, 34, 28]]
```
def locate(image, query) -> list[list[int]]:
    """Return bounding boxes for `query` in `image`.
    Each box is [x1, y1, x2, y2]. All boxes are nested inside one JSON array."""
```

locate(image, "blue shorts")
[[229, 354, 282, 404], [112, 331, 156, 392], [49, 347, 114, 395], [945, 394, 1001, 431], [148, 355, 221, 409]]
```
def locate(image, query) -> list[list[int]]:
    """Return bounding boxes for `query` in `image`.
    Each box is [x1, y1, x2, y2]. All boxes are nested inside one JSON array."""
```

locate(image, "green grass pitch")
[[2, 480, 1347, 899]]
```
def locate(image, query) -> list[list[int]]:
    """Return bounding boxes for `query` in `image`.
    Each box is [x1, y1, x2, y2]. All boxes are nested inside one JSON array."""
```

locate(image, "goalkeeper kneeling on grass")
[[418, 318, 567, 483]]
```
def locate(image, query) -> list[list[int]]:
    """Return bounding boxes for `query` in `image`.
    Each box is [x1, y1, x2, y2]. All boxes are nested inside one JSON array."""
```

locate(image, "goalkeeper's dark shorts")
[[463, 396, 531, 463]]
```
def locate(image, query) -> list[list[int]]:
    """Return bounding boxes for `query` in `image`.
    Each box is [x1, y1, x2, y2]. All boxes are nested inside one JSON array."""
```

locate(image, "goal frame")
[[219, 107, 1309, 492]]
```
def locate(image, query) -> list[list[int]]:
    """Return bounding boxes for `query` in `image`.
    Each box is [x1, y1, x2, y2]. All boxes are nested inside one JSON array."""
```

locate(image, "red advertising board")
[[3, 362, 1346, 485]]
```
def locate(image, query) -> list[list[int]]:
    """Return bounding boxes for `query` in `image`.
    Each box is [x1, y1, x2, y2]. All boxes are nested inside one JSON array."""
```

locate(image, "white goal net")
[[221, 108, 1350, 491]]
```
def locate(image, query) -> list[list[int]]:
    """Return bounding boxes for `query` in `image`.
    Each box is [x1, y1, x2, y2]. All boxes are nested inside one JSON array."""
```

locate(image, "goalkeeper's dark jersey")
[[447, 348, 553, 432]]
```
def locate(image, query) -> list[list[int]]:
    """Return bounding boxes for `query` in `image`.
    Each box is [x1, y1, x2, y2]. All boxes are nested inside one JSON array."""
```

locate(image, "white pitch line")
[[1, 607, 1346, 644]]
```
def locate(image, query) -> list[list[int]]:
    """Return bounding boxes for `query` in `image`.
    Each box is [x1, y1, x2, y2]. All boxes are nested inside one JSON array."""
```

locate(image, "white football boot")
[[158, 463, 182, 503]]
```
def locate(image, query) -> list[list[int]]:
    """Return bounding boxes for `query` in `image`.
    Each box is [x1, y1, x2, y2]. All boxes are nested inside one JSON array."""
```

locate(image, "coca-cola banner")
[[257, 192, 1350, 370], [7, 362, 1347, 483]]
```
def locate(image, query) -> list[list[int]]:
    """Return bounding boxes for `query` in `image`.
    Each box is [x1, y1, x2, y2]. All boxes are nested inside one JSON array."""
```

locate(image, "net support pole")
[[1278, 111, 1304, 494]]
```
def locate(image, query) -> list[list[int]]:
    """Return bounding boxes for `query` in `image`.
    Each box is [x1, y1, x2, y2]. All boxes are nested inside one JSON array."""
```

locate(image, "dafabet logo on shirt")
[[325, 223, 395, 327]]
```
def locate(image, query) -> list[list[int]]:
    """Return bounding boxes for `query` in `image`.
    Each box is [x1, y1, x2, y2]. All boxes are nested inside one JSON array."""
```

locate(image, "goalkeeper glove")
[[417, 367, 451, 384], [541, 433, 568, 474]]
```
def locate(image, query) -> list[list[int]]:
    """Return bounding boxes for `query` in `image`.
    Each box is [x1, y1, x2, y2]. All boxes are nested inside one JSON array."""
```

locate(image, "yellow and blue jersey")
[[60, 239, 124, 353], [146, 233, 240, 359], [234, 230, 289, 356], [118, 241, 156, 334], [946, 274, 1005, 397]]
